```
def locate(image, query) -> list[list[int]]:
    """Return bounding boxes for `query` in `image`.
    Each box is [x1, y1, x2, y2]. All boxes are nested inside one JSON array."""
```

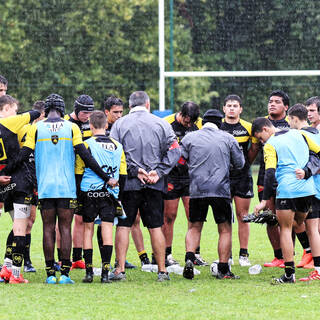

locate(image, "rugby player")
[[306, 96, 320, 130], [55, 95, 94, 270], [221, 95, 259, 266], [257, 90, 290, 268], [287, 104, 320, 280], [110, 91, 181, 282], [17, 101, 46, 273], [76, 111, 126, 283], [0, 95, 41, 283], [17, 94, 115, 284], [163, 102, 207, 266], [253, 117, 320, 283], [180, 109, 245, 280], [103, 95, 149, 267]]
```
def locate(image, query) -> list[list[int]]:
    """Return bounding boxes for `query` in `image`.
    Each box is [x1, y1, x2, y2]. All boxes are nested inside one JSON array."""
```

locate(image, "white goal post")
[[158, 0, 320, 111]]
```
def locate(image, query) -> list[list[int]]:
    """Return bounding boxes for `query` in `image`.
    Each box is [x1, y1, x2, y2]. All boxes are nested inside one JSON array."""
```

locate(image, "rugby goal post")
[[158, 0, 320, 112]]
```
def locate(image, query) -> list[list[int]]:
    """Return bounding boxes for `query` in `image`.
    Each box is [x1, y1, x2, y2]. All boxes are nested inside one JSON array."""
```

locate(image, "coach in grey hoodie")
[[110, 91, 181, 281], [180, 109, 245, 280]]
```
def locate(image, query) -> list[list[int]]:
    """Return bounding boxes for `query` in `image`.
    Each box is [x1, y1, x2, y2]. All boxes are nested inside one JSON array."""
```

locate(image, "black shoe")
[[141, 257, 151, 266], [183, 260, 194, 280], [101, 271, 111, 283], [82, 272, 94, 283], [271, 273, 295, 285], [125, 260, 137, 269], [24, 261, 36, 273], [216, 270, 240, 280]]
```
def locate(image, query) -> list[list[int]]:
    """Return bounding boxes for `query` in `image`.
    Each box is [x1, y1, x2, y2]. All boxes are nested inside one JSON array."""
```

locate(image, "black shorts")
[[163, 179, 189, 200], [257, 185, 276, 202], [307, 197, 320, 219], [189, 197, 232, 224], [38, 198, 77, 210], [4, 191, 33, 212], [275, 196, 312, 213], [118, 189, 164, 229], [230, 174, 253, 199], [81, 191, 115, 223]]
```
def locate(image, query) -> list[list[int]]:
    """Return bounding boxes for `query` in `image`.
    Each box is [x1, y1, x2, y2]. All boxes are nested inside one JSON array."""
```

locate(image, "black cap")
[[202, 109, 223, 128]]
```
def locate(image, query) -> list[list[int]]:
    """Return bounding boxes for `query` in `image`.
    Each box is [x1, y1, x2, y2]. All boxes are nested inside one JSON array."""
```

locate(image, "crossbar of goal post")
[[158, 1, 320, 112]]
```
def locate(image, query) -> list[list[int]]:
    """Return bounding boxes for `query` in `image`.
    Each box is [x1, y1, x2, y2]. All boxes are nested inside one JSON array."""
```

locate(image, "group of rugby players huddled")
[[0, 73, 320, 284]]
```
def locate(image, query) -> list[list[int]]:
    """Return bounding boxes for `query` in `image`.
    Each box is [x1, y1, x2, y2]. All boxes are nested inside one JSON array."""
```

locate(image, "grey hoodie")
[[111, 107, 181, 192], [180, 123, 245, 198]]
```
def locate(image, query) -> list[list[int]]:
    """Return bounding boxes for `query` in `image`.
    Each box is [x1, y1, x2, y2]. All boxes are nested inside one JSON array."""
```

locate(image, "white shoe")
[[194, 254, 209, 266], [239, 256, 251, 267], [166, 254, 179, 266]]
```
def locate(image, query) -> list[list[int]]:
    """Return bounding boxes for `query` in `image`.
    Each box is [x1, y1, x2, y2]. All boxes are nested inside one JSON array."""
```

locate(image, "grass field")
[[1, 170, 320, 320]]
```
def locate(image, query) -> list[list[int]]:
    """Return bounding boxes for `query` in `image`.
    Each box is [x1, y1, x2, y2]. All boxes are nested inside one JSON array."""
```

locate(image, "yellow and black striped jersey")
[[64, 114, 92, 141], [0, 113, 32, 169], [221, 118, 258, 177]]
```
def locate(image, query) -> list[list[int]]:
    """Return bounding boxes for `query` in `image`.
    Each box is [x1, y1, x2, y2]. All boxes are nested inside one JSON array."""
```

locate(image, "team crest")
[[51, 135, 59, 144]]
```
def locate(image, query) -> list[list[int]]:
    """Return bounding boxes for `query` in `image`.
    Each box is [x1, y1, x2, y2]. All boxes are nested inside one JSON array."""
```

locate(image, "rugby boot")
[[183, 260, 194, 280], [264, 258, 284, 268], [58, 275, 74, 284], [82, 272, 94, 283], [297, 250, 313, 268], [0, 266, 12, 282], [299, 270, 320, 282], [71, 260, 86, 270], [9, 274, 29, 284], [303, 259, 314, 269], [157, 272, 170, 282], [101, 269, 111, 283], [24, 261, 36, 273], [271, 273, 295, 284], [194, 254, 209, 266], [46, 276, 57, 284], [216, 270, 240, 279], [108, 271, 126, 281], [165, 254, 179, 267]]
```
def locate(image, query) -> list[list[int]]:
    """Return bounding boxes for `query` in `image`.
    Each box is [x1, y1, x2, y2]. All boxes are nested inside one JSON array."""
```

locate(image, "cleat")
[[297, 251, 313, 268], [58, 275, 74, 284], [194, 254, 209, 266], [46, 276, 57, 284], [166, 254, 179, 266], [303, 259, 314, 269], [216, 270, 240, 280], [264, 258, 284, 268], [0, 278, 4, 283], [299, 270, 320, 281], [0, 266, 12, 281], [183, 260, 194, 280], [101, 271, 111, 283], [157, 272, 170, 282], [125, 260, 137, 269], [71, 260, 86, 270], [9, 274, 29, 284], [271, 273, 295, 285], [141, 257, 151, 266], [54, 261, 61, 272], [82, 272, 94, 283], [24, 261, 36, 273], [108, 271, 126, 281], [239, 256, 251, 267]]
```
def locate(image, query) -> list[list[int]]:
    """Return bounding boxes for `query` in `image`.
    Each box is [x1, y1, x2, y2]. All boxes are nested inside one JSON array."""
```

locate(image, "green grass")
[[1, 170, 320, 319]]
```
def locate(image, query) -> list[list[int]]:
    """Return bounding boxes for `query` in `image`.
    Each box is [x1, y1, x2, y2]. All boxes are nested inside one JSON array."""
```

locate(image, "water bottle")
[[248, 264, 262, 275], [141, 264, 158, 272]]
